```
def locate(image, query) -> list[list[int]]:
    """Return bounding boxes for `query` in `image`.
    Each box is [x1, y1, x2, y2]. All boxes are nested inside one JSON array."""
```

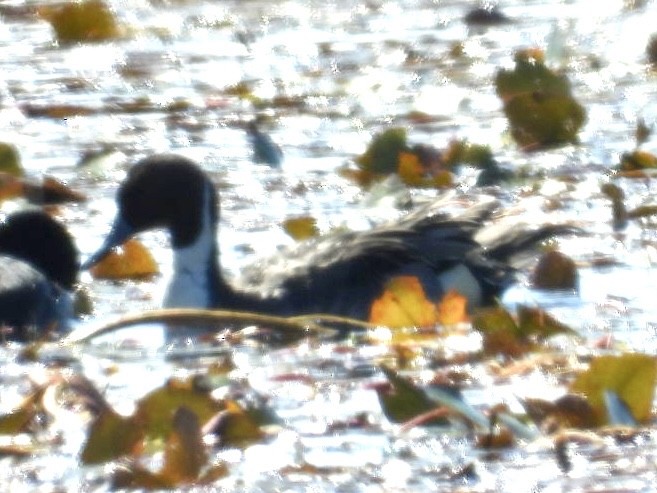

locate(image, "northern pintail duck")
[[83, 154, 577, 320], [0, 210, 78, 340]]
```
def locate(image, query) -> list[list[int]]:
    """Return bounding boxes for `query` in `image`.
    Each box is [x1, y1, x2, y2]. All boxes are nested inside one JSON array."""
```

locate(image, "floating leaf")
[[0, 143, 23, 176], [397, 152, 425, 186], [569, 353, 657, 426], [283, 216, 319, 241], [530, 250, 578, 290], [355, 128, 408, 176], [161, 407, 207, 483], [618, 150, 657, 171], [516, 306, 578, 339], [628, 204, 657, 220], [464, 6, 511, 26], [89, 239, 158, 280], [209, 400, 264, 448], [647, 34, 657, 67], [134, 379, 224, 442], [21, 103, 96, 119], [522, 394, 597, 430], [443, 139, 495, 169], [0, 387, 45, 435], [473, 305, 576, 356], [40, 0, 122, 44], [495, 50, 586, 148], [635, 118, 652, 147], [369, 276, 439, 328], [24, 176, 87, 205], [377, 366, 447, 425], [472, 306, 528, 357], [0, 173, 24, 203], [81, 409, 143, 464], [436, 290, 469, 325]]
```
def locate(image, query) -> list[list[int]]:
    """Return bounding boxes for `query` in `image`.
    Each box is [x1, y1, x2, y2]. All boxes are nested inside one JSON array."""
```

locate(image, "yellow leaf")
[[89, 239, 158, 280], [283, 216, 319, 241], [569, 353, 657, 426], [369, 276, 438, 328], [436, 290, 469, 325]]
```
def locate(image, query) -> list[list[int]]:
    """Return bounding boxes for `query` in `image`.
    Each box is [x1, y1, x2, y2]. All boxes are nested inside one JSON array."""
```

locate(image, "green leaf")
[[134, 379, 224, 442], [472, 306, 529, 357], [377, 366, 447, 425], [516, 306, 578, 339], [356, 128, 409, 175], [211, 400, 265, 448], [41, 0, 122, 44], [81, 409, 143, 464], [495, 52, 586, 148]]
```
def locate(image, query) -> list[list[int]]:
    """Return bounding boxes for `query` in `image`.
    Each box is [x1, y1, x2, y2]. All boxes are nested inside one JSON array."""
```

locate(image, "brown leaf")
[[161, 407, 207, 483]]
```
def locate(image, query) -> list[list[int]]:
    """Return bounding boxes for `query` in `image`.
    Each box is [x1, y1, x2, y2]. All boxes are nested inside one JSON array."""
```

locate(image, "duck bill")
[[81, 217, 135, 270]]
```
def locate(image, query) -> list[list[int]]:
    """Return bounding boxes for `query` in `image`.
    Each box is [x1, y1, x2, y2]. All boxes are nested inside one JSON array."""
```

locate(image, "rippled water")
[[3, 0, 657, 490]]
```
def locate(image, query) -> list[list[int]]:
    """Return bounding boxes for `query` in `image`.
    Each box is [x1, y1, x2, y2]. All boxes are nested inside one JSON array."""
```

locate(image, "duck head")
[[83, 154, 217, 269]]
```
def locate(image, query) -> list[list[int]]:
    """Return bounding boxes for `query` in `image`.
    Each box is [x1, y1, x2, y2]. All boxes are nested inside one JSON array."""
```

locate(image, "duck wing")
[[237, 210, 486, 318]]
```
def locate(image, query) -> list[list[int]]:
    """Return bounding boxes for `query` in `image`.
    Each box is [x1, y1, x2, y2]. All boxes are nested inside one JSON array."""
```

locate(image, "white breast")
[[163, 183, 216, 309]]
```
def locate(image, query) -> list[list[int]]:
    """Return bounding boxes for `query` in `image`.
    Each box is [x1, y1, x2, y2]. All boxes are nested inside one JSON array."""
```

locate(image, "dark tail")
[[483, 224, 584, 262]]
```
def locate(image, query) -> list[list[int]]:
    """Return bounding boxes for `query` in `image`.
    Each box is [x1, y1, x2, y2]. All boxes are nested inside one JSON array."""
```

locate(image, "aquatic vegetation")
[[282, 216, 319, 240], [40, 0, 122, 44], [89, 239, 158, 280], [0, 143, 23, 177], [647, 34, 657, 66], [618, 149, 657, 171], [531, 249, 578, 290], [570, 353, 657, 426], [495, 49, 587, 149], [346, 130, 499, 188]]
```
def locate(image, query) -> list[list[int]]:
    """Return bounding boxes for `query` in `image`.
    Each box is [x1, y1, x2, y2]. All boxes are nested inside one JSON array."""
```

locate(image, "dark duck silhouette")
[[83, 154, 578, 320], [0, 210, 79, 340], [246, 120, 283, 167]]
